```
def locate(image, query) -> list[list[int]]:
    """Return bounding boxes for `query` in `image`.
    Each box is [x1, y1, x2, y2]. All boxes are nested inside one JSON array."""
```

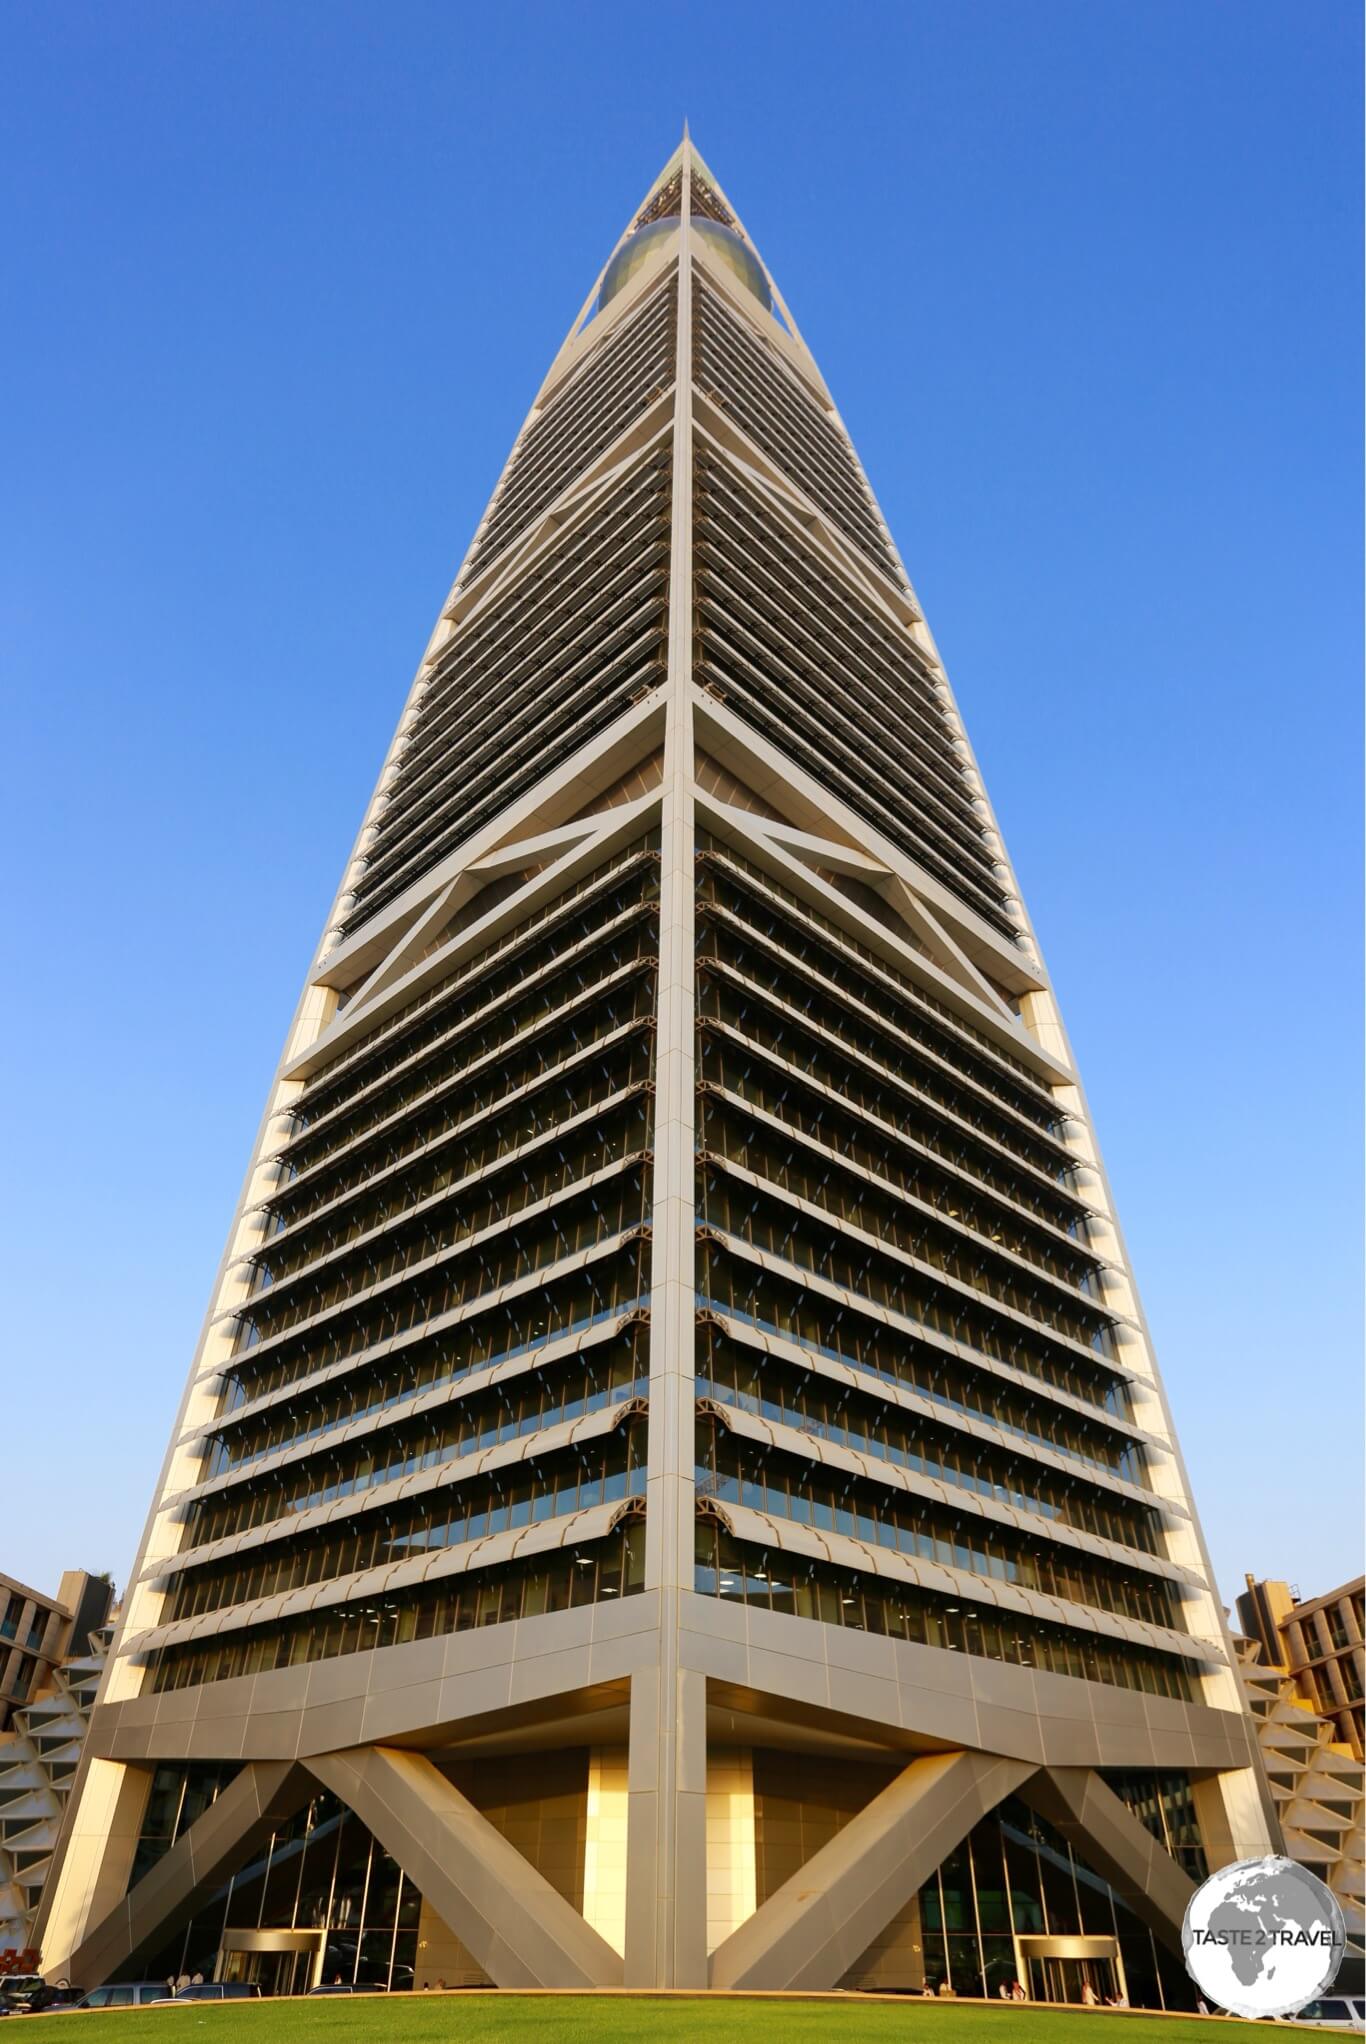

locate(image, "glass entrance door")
[[1024, 1952, 1120, 2005], [219, 1942, 318, 1995]]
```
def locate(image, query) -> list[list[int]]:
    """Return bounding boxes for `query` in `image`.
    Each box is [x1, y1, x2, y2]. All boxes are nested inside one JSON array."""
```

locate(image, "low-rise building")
[[1232, 1577, 1364, 1963], [0, 1574, 115, 1968], [1237, 1576, 1365, 1766], [0, 1576, 80, 1737]]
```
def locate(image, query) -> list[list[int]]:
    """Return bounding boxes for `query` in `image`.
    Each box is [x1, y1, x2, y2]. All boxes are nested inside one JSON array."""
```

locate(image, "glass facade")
[[146, 834, 663, 1696], [690, 839, 1196, 1701], [1102, 1771, 1209, 1882], [128, 1784, 421, 1994], [913, 1797, 1197, 2010], [147, 1519, 646, 1693], [751, 1754, 1201, 2006], [598, 219, 681, 309], [696, 1527, 1194, 1700], [128, 1763, 241, 1889]]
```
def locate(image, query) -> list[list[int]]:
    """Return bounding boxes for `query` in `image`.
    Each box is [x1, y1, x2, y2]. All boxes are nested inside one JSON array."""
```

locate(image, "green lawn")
[[21, 1997, 1287, 2044]]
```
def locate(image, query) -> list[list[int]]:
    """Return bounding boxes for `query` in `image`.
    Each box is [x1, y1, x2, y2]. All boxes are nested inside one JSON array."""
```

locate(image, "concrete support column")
[[1191, 1767, 1277, 1871], [1019, 1767, 1197, 1954], [706, 1748, 756, 1954], [710, 1748, 1035, 1991], [64, 1762, 311, 1989], [624, 1660, 708, 1987], [625, 148, 707, 1996], [306, 1747, 622, 1989], [582, 1746, 630, 1956], [36, 1757, 154, 1976]]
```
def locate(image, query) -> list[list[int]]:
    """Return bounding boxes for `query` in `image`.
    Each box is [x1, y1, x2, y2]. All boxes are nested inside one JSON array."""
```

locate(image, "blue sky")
[[3, 2, 1360, 1617]]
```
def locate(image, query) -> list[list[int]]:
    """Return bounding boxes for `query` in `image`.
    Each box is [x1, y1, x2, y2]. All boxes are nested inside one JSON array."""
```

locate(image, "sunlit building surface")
[[0, 1573, 114, 1964], [0, 1574, 101, 1740], [40, 139, 1277, 2005], [1233, 1576, 1364, 1969], [1232, 1627, 1364, 1961], [1238, 1577, 1365, 1766]]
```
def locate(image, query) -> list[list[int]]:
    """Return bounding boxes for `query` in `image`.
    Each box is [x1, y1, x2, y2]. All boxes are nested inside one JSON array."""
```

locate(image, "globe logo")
[[1183, 1856, 1346, 2018]]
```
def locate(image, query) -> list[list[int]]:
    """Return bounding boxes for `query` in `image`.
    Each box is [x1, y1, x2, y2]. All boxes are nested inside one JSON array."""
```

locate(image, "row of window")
[[694, 278, 898, 579], [368, 483, 668, 842], [348, 450, 671, 930], [696, 944, 1073, 1198], [703, 985, 1079, 1250], [693, 450, 1015, 938], [470, 274, 676, 573], [0, 1608, 48, 1654], [696, 1327, 1159, 1551], [696, 1424, 1182, 1632], [207, 1242, 648, 1463], [699, 1174, 1127, 1419], [285, 843, 660, 1170], [168, 1421, 648, 1624], [699, 1032, 1091, 1288], [267, 955, 656, 1242], [699, 1092, 1107, 1347], [695, 1527, 1194, 1700], [695, 461, 971, 814], [185, 1345, 650, 1550], [696, 1262, 1143, 1481], [392, 493, 664, 793], [239, 1095, 652, 1347], [698, 850, 1071, 1166], [146, 1523, 647, 1692], [699, 836, 1050, 1098], [222, 1166, 652, 1407]]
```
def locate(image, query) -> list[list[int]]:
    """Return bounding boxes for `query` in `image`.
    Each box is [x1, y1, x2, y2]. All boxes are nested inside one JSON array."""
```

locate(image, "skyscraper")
[[41, 137, 1276, 2006]]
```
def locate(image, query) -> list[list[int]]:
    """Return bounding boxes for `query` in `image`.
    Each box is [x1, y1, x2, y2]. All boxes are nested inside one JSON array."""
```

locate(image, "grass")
[[20, 1997, 1289, 2044]]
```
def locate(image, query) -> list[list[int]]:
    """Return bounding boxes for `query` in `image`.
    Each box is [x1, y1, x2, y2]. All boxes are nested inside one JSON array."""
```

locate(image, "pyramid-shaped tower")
[[41, 139, 1277, 2003]]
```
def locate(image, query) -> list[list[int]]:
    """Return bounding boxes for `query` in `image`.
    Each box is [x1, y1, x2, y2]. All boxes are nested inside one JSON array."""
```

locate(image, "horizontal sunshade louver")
[[695, 279, 901, 582], [467, 278, 677, 577], [345, 447, 672, 935], [693, 448, 1017, 940]]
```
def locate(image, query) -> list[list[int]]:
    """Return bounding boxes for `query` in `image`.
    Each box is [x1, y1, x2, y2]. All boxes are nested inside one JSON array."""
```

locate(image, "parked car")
[[17, 1987, 84, 2015], [1277, 1999, 1366, 2030], [67, 1984, 167, 2010], [148, 1983, 265, 2004], [308, 1984, 359, 1995], [0, 1978, 82, 2015], [0, 1979, 46, 2014]]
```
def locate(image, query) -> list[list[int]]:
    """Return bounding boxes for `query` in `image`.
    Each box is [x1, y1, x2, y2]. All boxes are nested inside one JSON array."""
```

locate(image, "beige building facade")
[[0, 1573, 115, 1962], [0, 1574, 97, 1740], [1238, 1577, 1365, 1766], [1232, 1629, 1364, 1958], [39, 139, 1276, 2007]]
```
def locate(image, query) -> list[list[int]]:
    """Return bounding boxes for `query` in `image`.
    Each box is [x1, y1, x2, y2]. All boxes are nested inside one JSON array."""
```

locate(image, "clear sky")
[[3, 2, 1360, 1621]]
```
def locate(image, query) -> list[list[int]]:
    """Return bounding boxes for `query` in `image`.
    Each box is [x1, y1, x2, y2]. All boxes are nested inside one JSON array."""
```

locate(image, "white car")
[[1277, 1997, 1366, 2030]]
